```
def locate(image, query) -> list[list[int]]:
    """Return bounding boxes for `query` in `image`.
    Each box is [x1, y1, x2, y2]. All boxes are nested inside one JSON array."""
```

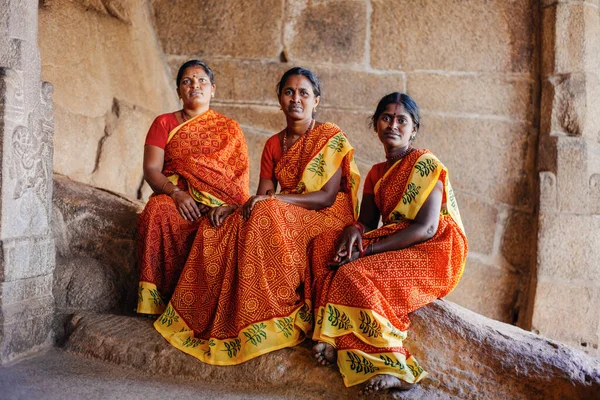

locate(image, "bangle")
[[169, 187, 182, 196], [266, 189, 276, 199], [350, 222, 365, 235], [160, 181, 170, 193]]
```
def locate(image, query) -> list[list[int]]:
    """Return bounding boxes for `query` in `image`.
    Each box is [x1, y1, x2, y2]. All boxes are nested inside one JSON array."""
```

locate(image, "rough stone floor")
[[0, 313, 412, 400], [0, 348, 293, 400]]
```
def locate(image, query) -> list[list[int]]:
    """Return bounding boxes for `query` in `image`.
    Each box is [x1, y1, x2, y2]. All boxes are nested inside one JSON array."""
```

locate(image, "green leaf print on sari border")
[[222, 338, 242, 358], [307, 153, 326, 177], [275, 317, 295, 339], [327, 305, 353, 330], [159, 305, 179, 327], [414, 158, 438, 177], [243, 323, 267, 346], [346, 351, 379, 375], [327, 134, 346, 153], [359, 310, 382, 338], [402, 182, 421, 205]]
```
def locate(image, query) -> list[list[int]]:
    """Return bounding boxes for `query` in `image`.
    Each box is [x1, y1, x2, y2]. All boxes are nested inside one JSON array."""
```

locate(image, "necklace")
[[181, 109, 191, 122], [283, 119, 314, 154], [386, 144, 414, 162]]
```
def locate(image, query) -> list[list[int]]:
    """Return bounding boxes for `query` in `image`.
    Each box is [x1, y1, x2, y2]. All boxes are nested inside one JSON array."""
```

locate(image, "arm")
[[143, 145, 205, 221], [332, 180, 443, 266], [242, 167, 342, 220], [366, 180, 443, 255], [208, 177, 275, 227]]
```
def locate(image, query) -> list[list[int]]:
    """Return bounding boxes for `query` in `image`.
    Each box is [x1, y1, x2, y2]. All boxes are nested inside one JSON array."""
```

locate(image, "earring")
[[410, 134, 416, 141], [211, 93, 215, 98]]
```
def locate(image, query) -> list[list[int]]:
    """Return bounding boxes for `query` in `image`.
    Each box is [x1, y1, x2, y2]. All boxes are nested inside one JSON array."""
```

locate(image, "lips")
[[189, 90, 201, 97]]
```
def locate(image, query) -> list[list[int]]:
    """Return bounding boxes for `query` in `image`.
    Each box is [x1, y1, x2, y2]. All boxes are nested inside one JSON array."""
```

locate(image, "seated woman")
[[137, 60, 249, 315], [153, 67, 360, 365], [311, 92, 467, 395]]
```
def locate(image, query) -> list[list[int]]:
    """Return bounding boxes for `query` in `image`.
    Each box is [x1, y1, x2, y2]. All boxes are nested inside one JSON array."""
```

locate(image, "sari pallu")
[[154, 122, 360, 365], [311, 149, 467, 387], [137, 110, 250, 315]]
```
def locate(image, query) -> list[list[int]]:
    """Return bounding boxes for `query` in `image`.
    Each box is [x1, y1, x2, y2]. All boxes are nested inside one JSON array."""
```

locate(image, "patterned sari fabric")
[[154, 123, 360, 365], [311, 149, 467, 387], [137, 110, 250, 315]]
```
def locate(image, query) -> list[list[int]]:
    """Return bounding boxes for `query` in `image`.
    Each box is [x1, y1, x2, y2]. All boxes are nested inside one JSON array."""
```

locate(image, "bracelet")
[[160, 181, 170, 193], [266, 189, 276, 199], [350, 222, 365, 235], [169, 187, 182, 196]]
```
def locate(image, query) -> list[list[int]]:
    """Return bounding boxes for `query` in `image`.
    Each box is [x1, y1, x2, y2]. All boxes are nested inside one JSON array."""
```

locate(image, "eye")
[[199, 78, 209, 84], [301, 90, 309, 96], [284, 89, 293, 95], [181, 78, 191, 85], [381, 115, 391, 122]]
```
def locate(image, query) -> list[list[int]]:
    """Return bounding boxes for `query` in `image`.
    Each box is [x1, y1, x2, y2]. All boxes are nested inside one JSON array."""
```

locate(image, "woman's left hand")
[[242, 195, 270, 220], [328, 248, 361, 269], [208, 205, 236, 227]]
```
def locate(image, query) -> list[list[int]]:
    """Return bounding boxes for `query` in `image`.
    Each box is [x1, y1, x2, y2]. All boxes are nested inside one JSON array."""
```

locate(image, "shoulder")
[[152, 112, 178, 128], [263, 133, 282, 153]]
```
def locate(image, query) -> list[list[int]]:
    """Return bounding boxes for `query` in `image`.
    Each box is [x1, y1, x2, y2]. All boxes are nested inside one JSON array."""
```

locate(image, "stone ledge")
[[64, 300, 600, 399]]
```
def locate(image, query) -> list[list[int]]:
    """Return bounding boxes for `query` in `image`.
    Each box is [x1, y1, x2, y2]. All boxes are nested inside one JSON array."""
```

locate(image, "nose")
[[291, 92, 300, 102], [389, 119, 399, 130]]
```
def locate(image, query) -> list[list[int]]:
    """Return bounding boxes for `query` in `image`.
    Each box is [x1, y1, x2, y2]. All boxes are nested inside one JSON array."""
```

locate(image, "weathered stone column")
[[531, 0, 600, 356], [0, 0, 55, 363]]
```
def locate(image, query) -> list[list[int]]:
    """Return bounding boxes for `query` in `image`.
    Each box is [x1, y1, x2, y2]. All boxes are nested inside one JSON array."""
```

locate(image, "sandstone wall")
[[150, 0, 538, 324], [38, 0, 179, 200], [531, 0, 600, 356]]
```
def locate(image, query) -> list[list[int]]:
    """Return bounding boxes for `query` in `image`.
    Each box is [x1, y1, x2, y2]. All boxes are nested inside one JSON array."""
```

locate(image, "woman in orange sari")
[[137, 60, 249, 315], [154, 67, 360, 365], [311, 92, 467, 395]]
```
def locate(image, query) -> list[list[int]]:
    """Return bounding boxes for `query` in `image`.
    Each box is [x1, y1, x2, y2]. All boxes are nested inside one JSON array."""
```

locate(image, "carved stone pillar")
[[530, 0, 600, 356], [0, 0, 55, 363]]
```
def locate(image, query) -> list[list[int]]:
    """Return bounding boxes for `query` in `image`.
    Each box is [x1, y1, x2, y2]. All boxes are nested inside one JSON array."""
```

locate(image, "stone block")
[[0, 237, 55, 282], [0, 308, 54, 363], [542, 2, 600, 75], [284, 0, 367, 64], [531, 280, 600, 351], [542, 73, 600, 139], [407, 73, 533, 121], [537, 212, 600, 282], [417, 115, 534, 208], [313, 66, 405, 112], [212, 103, 286, 135], [152, 0, 283, 59], [89, 99, 155, 199], [0, 274, 53, 305], [501, 210, 535, 272], [456, 194, 497, 256], [446, 257, 520, 323], [554, 137, 593, 213], [371, 0, 534, 73]]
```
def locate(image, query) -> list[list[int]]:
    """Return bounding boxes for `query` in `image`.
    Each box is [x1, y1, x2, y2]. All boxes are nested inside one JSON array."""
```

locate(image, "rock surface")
[[52, 174, 144, 341], [64, 301, 600, 400]]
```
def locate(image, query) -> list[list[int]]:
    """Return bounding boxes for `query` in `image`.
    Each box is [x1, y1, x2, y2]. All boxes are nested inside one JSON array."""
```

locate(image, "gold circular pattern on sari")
[[277, 286, 292, 300], [206, 263, 220, 277], [245, 298, 258, 312], [241, 264, 255, 279], [182, 291, 196, 306], [183, 267, 197, 282]]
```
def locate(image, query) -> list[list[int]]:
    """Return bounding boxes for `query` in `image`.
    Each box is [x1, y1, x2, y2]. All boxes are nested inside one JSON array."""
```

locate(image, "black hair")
[[176, 60, 214, 87], [276, 67, 321, 98], [370, 92, 420, 132]]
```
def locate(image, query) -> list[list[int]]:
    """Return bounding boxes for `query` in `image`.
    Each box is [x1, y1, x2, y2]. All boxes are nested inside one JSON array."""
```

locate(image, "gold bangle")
[[170, 187, 182, 196]]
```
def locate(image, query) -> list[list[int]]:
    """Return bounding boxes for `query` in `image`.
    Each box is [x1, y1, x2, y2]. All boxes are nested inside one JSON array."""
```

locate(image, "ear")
[[176, 87, 181, 99], [314, 96, 320, 108], [211, 84, 216, 97]]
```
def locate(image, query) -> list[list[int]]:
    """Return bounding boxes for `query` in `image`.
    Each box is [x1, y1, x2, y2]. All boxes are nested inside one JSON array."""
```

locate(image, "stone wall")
[[150, 0, 539, 324], [38, 0, 179, 200], [531, 0, 600, 356]]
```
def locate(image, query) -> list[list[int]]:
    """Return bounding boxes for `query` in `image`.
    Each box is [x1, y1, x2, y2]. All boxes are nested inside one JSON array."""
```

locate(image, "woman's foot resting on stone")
[[359, 374, 414, 396], [312, 342, 337, 366]]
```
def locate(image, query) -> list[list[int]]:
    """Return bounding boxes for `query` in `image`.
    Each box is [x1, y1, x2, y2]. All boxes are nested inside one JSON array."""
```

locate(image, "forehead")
[[283, 75, 313, 88], [182, 66, 209, 77], [382, 103, 409, 115]]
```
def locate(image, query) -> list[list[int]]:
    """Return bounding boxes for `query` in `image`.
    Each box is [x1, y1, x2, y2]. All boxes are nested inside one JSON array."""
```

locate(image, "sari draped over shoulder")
[[311, 149, 467, 387], [137, 110, 250, 315], [154, 122, 359, 365]]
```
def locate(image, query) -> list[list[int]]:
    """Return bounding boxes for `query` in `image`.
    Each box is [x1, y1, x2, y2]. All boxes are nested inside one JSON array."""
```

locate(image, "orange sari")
[[154, 123, 359, 365], [311, 149, 467, 387], [137, 110, 249, 315]]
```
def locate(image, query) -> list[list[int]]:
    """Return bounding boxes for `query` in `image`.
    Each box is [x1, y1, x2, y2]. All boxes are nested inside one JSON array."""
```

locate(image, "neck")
[[286, 118, 314, 136], [385, 143, 413, 162], [183, 104, 209, 118]]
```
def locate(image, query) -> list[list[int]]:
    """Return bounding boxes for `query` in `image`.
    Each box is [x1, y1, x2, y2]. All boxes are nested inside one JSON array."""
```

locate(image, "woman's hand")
[[329, 225, 363, 267], [242, 195, 270, 220], [171, 191, 202, 221], [208, 205, 236, 227]]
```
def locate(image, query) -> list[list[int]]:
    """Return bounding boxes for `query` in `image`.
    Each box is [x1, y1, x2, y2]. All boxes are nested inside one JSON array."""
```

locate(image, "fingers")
[[208, 208, 218, 227], [242, 197, 258, 220], [198, 203, 210, 214]]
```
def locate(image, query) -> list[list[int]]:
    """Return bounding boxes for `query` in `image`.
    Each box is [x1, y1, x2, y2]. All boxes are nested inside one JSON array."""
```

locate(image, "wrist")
[[169, 187, 182, 197], [348, 221, 365, 235]]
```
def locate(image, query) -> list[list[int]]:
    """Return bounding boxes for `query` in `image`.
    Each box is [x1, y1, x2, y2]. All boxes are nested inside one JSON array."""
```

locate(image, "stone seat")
[[53, 175, 600, 399]]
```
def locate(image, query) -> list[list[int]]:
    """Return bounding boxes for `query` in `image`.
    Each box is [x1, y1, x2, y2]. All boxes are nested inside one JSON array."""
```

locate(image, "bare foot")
[[312, 342, 337, 366], [359, 374, 414, 396]]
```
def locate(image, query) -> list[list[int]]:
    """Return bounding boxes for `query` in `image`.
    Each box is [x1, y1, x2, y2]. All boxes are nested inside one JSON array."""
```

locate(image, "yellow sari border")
[[165, 175, 226, 208], [154, 301, 314, 366], [338, 349, 428, 387], [297, 132, 361, 218], [313, 304, 407, 349], [137, 281, 167, 315]]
